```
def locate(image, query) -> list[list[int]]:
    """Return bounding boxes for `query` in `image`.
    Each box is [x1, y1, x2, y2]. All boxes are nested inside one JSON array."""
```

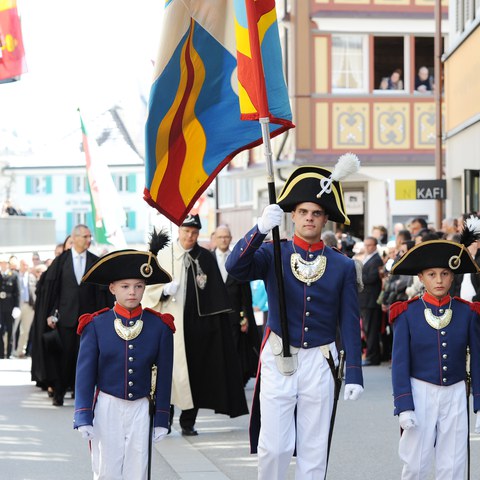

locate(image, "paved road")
[[1, 358, 479, 479]]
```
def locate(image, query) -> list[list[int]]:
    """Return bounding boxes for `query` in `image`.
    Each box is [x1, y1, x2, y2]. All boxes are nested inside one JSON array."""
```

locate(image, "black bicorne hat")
[[82, 230, 172, 285], [181, 214, 202, 229], [277, 154, 360, 225], [391, 216, 480, 275]]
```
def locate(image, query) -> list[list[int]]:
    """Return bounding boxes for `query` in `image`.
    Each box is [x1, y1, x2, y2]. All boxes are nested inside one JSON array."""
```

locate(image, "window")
[[465, 169, 480, 214], [238, 177, 253, 205], [113, 174, 136, 193], [374, 37, 405, 91], [26, 176, 52, 195], [331, 35, 367, 92], [217, 177, 235, 208]]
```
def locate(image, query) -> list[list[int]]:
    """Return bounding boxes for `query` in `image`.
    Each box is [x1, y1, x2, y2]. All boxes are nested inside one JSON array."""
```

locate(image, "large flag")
[[144, 0, 293, 226], [79, 110, 127, 249], [0, 0, 27, 82]]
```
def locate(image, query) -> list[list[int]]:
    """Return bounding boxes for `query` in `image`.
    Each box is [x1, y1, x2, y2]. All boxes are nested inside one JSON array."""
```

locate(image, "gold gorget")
[[291, 253, 327, 284], [421, 297, 452, 330], [114, 317, 143, 341]]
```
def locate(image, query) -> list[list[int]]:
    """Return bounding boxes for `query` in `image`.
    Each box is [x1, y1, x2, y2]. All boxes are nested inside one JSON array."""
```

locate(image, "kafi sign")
[[395, 180, 447, 200]]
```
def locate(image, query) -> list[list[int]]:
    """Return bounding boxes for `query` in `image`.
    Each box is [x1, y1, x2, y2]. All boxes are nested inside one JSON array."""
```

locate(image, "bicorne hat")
[[391, 217, 480, 275], [181, 214, 202, 230], [82, 230, 172, 285], [276, 153, 360, 225]]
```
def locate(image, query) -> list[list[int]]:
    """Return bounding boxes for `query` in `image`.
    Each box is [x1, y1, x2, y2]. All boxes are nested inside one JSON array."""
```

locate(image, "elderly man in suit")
[[213, 225, 260, 385], [33, 224, 112, 406], [359, 236, 384, 366]]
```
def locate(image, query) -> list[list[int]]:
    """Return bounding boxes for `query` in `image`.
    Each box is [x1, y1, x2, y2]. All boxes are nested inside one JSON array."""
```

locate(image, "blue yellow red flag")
[[144, 0, 294, 226]]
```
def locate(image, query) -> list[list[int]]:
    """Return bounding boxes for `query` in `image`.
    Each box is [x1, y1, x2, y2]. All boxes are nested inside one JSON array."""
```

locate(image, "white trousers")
[[258, 340, 336, 480], [90, 392, 150, 480], [399, 378, 467, 480]]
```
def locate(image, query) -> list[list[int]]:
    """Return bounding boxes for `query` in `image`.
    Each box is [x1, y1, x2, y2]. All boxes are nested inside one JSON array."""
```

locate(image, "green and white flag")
[[79, 109, 127, 248]]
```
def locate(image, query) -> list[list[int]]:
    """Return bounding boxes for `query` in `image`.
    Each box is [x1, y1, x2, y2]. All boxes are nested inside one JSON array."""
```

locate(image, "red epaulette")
[[389, 297, 419, 324], [144, 308, 176, 333], [454, 297, 480, 315], [77, 307, 110, 335]]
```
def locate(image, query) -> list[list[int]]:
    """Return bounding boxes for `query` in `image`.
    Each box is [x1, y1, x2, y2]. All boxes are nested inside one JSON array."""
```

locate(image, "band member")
[[73, 231, 174, 480], [390, 218, 480, 479], [226, 157, 364, 479]]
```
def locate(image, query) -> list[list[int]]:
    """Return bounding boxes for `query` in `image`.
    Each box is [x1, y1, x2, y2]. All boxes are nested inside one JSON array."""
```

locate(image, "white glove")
[[399, 410, 418, 430], [153, 426, 168, 443], [78, 425, 94, 440], [475, 412, 480, 434], [163, 281, 179, 297], [343, 384, 363, 401], [257, 204, 283, 234], [11, 306, 21, 320]]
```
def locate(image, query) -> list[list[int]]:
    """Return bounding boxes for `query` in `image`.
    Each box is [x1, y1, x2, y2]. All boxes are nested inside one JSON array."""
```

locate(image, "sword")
[[324, 349, 345, 480], [466, 347, 471, 480], [148, 364, 157, 480]]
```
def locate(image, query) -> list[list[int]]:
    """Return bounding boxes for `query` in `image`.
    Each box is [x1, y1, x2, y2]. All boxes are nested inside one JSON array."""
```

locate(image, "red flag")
[[0, 0, 27, 82]]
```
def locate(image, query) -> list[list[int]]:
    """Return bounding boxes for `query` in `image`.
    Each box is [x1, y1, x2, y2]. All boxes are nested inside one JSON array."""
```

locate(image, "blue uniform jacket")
[[73, 304, 174, 429], [226, 226, 363, 386], [391, 294, 480, 415]]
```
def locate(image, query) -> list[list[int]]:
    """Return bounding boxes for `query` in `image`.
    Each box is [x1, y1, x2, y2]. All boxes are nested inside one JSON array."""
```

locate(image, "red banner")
[[0, 1, 27, 82]]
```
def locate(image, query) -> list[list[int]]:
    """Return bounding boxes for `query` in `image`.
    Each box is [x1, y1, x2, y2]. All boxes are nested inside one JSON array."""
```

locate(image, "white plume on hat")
[[317, 153, 360, 198]]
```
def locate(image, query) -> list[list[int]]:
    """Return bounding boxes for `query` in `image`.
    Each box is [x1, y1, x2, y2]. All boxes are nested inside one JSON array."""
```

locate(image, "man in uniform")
[[143, 215, 248, 436], [226, 164, 364, 479]]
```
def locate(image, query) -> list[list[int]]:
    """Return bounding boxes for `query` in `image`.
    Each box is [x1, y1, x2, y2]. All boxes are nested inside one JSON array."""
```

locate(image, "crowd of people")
[[2, 196, 480, 479]]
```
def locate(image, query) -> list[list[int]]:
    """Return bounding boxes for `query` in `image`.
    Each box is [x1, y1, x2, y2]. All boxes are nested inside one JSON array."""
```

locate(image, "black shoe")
[[181, 427, 198, 436], [362, 359, 380, 366], [52, 398, 64, 406]]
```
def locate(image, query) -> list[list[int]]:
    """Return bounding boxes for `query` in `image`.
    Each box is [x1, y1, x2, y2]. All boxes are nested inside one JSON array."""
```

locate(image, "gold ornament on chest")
[[113, 312, 144, 341], [421, 297, 452, 330], [290, 244, 327, 284]]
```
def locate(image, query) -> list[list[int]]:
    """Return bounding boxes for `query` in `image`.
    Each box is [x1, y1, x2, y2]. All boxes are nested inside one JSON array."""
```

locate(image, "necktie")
[[219, 252, 228, 283], [75, 255, 83, 285]]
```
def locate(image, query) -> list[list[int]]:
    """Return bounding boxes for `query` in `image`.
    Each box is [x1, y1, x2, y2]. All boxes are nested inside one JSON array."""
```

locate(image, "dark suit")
[[0, 269, 20, 358], [31, 249, 112, 402], [215, 249, 261, 384], [359, 252, 384, 364]]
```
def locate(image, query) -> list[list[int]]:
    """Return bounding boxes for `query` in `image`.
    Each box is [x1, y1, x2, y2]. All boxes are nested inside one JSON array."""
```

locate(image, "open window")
[[374, 36, 405, 92]]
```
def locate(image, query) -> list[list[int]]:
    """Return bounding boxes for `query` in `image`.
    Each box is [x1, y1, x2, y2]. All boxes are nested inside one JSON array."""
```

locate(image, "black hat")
[[82, 230, 172, 285], [391, 216, 480, 275], [181, 214, 202, 229], [391, 240, 480, 275], [277, 154, 360, 225]]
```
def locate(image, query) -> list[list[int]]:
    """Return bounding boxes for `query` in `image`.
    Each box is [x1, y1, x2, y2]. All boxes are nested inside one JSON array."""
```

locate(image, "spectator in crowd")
[[359, 237, 384, 366], [372, 225, 389, 246], [0, 254, 20, 358], [73, 235, 174, 480], [415, 66, 434, 93], [1, 199, 19, 216], [143, 215, 248, 436], [13, 258, 37, 358], [30, 225, 112, 406], [380, 69, 403, 90], [213, 224, 260, 385], [408, 217, 429, 238]]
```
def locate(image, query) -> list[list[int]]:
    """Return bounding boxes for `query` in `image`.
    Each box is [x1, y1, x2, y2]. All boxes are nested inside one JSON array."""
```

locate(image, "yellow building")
[[217, 0, 448, 240], [444, 0, 480, 217]]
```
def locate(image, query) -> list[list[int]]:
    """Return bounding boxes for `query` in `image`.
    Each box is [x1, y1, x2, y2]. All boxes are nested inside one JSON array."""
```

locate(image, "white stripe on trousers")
[[258, 340, 336, 480], [90, 391, 150, 480], [399, 378, 467, 480]]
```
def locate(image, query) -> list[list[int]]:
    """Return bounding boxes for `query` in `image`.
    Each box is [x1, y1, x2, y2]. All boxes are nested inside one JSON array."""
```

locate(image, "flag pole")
[[259, 117, 291, 357]]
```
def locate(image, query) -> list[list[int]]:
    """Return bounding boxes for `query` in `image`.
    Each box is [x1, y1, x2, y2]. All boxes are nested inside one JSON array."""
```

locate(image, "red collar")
[[423, 292, 451, 307], [293, 235, 325, 252], [114, 303, 142, 319]]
